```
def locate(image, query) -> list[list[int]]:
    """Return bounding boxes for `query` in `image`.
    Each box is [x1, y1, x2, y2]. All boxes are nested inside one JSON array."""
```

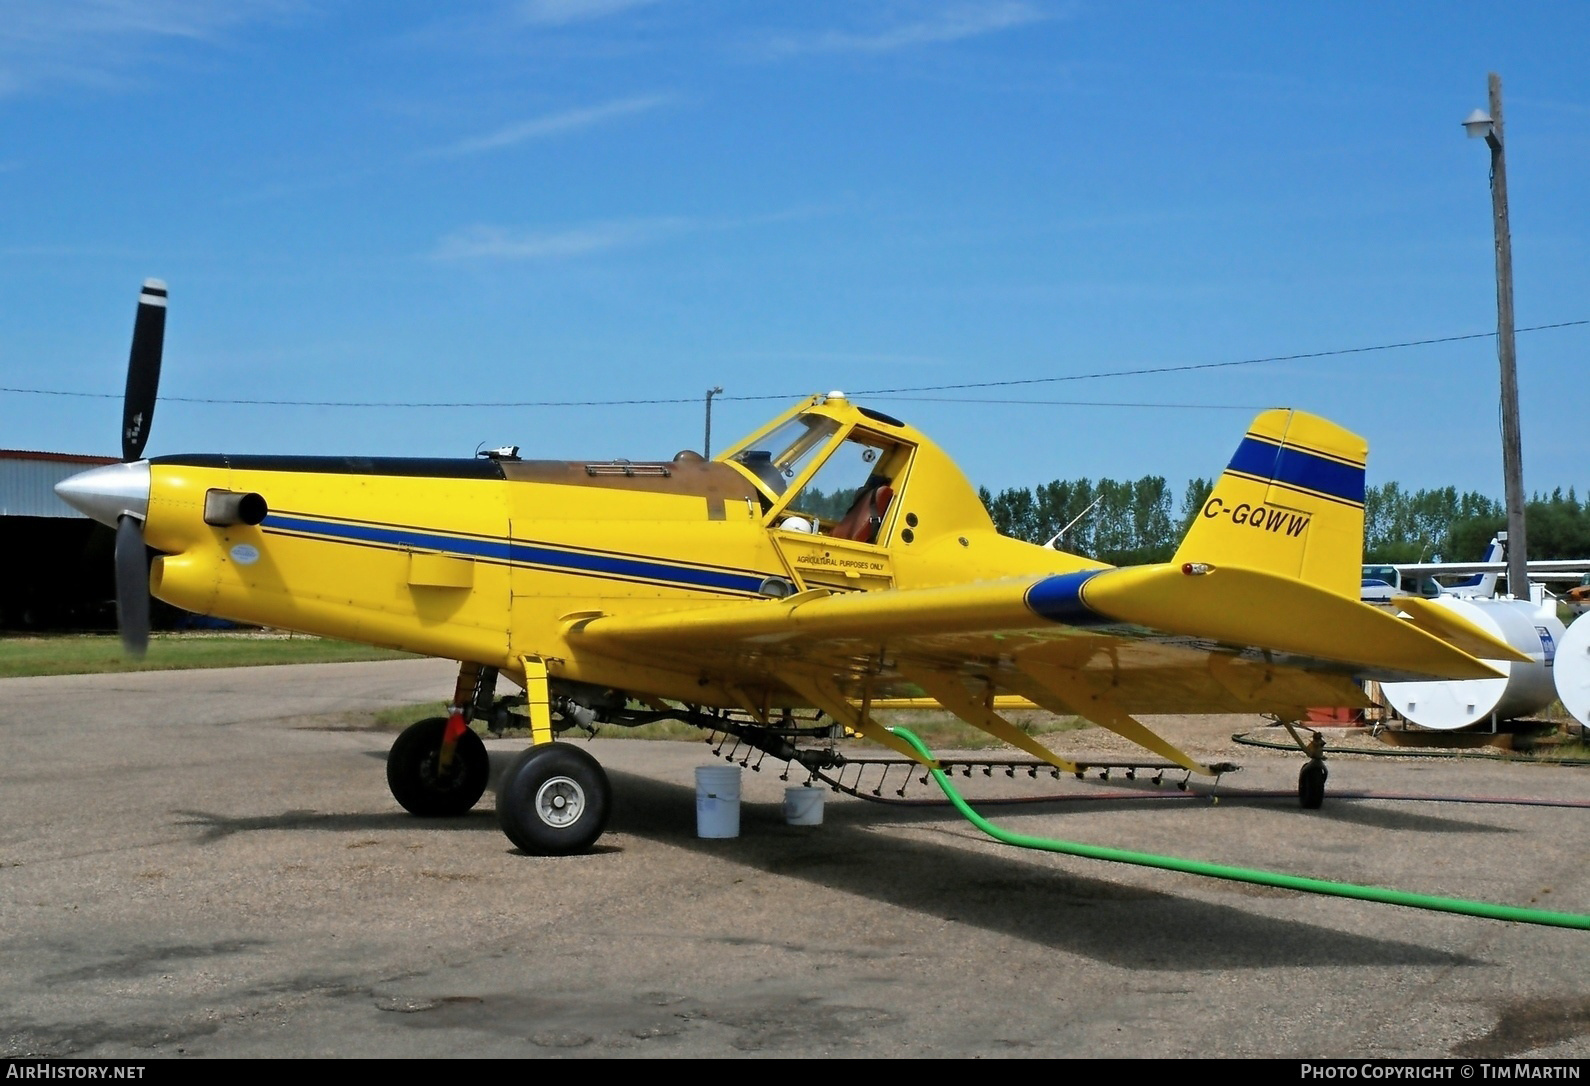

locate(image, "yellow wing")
[[572, 563, 1523, 773]]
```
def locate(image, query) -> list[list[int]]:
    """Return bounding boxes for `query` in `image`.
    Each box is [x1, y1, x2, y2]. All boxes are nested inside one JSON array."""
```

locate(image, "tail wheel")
[[1299, 759, 1328, 810], [496, 743, 611, 855], [387, 717, 489, 817]]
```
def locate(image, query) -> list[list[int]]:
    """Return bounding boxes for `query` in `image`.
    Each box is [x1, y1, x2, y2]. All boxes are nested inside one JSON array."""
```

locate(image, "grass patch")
[[1506, 716, 1590, 763], [871, 708, 1090, 750], [0, 632, 414, 678], [373, 702, 451, 729], [1530, 741, 1590, 763], [593, 718, 716, 741], [368, 701, 1090, 751], [369, 704, 719, 741]]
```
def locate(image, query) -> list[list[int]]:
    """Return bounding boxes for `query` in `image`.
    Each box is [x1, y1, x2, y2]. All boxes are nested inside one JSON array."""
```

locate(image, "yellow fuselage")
[[142, 400, 1101, 703]]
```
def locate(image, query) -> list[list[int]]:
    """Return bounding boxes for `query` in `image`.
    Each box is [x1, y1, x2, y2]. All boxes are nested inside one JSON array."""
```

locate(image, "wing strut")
[[1007, 660, 1221, 777], [895, 666, 1081, 775], [720, 683, 773, 725], [780, 673, 939, 767]]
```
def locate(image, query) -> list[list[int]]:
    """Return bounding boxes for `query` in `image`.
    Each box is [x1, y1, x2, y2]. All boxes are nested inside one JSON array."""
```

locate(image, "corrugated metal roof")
[[0, 451, 118, 518]]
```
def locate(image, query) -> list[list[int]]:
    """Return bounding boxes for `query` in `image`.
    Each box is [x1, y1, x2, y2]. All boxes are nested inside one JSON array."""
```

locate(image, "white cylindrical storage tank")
[[1553, 615, 1590, 728], [1380, 597, 1564, 731]]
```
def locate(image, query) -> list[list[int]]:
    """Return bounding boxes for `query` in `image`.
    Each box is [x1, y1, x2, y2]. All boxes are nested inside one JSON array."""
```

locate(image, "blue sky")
[[3, 1, 1587, 502]]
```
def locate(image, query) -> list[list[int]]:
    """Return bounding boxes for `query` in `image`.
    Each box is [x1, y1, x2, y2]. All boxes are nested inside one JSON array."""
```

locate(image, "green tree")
[[980, 485, 1041, 543], [986, 473, 1585, 567], [1178, 477, 1213, 534]]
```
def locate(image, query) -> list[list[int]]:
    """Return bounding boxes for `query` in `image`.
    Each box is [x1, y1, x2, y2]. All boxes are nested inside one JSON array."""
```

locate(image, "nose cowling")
[[54, 461, 151, 528]]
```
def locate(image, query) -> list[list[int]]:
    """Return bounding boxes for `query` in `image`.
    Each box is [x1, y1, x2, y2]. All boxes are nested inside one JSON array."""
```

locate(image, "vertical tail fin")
[[1475, 535, 1505, 597], [1447, 536, 1505, 596], [1173, 409, 1367, 600]]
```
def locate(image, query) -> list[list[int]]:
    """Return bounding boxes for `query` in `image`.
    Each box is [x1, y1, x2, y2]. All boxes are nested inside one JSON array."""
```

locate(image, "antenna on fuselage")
[[1043, 496, 1103, 550]]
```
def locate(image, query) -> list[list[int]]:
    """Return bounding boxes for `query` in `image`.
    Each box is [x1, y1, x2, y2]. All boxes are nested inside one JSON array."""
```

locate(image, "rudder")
[[1173, 409, 1366, 600]]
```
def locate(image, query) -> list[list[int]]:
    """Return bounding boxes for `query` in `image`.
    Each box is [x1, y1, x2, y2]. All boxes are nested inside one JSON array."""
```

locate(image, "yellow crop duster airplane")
[[58, 282, 1527, 855]]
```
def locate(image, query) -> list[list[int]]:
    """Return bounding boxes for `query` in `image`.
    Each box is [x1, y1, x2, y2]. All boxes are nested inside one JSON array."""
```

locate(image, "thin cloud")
[[428, 94, 674, 158], [0, 0, 304, 97], [516, 0, 664, 26], [222, 167, 384, 206], [432, 204, 837, 262], [432, 217, 694, 261], [766, 1, 1048, 56], [730, 349, 947, 367]]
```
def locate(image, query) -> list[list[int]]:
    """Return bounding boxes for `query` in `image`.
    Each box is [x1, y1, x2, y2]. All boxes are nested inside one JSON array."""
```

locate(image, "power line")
[[848, 320, 1588, 397], [3, 319, 1584, 409], [873, 397, 1262, 410]]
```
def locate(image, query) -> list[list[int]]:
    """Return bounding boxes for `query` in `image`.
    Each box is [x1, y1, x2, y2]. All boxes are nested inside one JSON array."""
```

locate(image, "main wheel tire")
[[1299, 759, 1328, 810], [387, 717, 490, 817], [496, 743, 611, 855]]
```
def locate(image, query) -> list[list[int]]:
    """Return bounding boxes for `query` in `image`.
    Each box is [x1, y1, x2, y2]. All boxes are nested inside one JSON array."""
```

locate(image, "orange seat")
[[832, 484, 893, 543]]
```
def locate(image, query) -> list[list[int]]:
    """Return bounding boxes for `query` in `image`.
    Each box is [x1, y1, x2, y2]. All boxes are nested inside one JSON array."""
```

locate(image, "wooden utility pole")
[[1481, 73, 1531, 599], [1468, 74, 1530, 597]]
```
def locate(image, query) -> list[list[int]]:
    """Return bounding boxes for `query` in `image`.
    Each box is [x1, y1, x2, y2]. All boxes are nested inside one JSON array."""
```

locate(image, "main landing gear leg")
[[1280, 720, 1328, 809], [494, 656, 613, 855], [386, 661, 491, 817]]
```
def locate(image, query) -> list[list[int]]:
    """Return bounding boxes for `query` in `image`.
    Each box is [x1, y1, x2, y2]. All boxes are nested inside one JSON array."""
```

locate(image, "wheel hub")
[[535, 775, 585, 827], [422, 751, 468, 792]]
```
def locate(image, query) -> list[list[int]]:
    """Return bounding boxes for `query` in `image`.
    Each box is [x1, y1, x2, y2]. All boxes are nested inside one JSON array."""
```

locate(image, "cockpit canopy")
[[714, 392, 997, 550], [720, 395, 910, 544]]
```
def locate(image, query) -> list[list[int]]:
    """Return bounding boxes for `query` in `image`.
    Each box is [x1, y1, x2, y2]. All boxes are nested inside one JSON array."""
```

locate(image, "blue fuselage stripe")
[[1227, 437, 1364, 506], [1024, 571, 1114, 625], [262, 514, 767, 595]]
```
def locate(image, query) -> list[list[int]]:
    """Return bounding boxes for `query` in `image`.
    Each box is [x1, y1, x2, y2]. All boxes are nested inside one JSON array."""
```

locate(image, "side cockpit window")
[[782, 432, 905, 544]]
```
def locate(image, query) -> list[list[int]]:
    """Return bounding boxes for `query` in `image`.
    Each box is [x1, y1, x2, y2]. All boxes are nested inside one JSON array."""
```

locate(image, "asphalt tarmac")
[[1, 659, 1588, 1059]]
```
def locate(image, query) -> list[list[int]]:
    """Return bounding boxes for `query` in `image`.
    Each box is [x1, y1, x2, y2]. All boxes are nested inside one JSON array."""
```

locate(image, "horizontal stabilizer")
[[1386, 597, 1533, 663], [1074, 564, 1509, 681]]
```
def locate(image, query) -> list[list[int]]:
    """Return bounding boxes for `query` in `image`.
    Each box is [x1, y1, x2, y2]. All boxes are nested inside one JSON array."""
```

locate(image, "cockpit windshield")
[[730, 415, 841, 497]]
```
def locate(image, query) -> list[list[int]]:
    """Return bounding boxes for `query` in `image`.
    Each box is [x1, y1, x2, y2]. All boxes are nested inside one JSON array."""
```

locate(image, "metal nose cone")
[[54, 461, 151, 528]]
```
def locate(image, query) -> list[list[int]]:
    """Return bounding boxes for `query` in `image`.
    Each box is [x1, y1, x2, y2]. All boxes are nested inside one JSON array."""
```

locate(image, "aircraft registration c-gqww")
[[57, 281, 1529, 855]]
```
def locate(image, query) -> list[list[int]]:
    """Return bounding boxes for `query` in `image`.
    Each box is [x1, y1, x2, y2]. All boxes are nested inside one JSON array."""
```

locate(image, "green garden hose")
[[889, 726, 1590, 930]]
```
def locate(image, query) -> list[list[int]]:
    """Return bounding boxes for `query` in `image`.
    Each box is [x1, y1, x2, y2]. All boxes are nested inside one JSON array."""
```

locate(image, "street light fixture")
[[1464, 73, 1530, 600], [703, 386, 724, 458]]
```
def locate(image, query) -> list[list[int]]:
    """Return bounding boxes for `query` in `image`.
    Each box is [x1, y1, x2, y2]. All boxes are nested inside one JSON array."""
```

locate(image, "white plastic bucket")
[[695, 765, 742, 838], [783, 786, 824, 826]]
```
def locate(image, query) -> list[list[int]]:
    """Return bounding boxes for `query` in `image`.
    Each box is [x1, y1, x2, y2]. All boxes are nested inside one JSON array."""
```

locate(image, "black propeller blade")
[[115, 278, 166, 655], [115, 514, 151, 657], [122, 278, 167, 463]]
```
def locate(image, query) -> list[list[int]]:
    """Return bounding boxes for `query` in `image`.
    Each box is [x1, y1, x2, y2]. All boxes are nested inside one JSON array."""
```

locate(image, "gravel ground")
[[3, 662, 1587, 1060]]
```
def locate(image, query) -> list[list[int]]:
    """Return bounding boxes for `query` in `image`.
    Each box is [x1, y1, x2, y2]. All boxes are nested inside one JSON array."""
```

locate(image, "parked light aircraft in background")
[[1362, 533, 1590, 604], [1566, 576, 1590, 617], [56, 282, 1529, 853], [1361, 536, 1506, 603]]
